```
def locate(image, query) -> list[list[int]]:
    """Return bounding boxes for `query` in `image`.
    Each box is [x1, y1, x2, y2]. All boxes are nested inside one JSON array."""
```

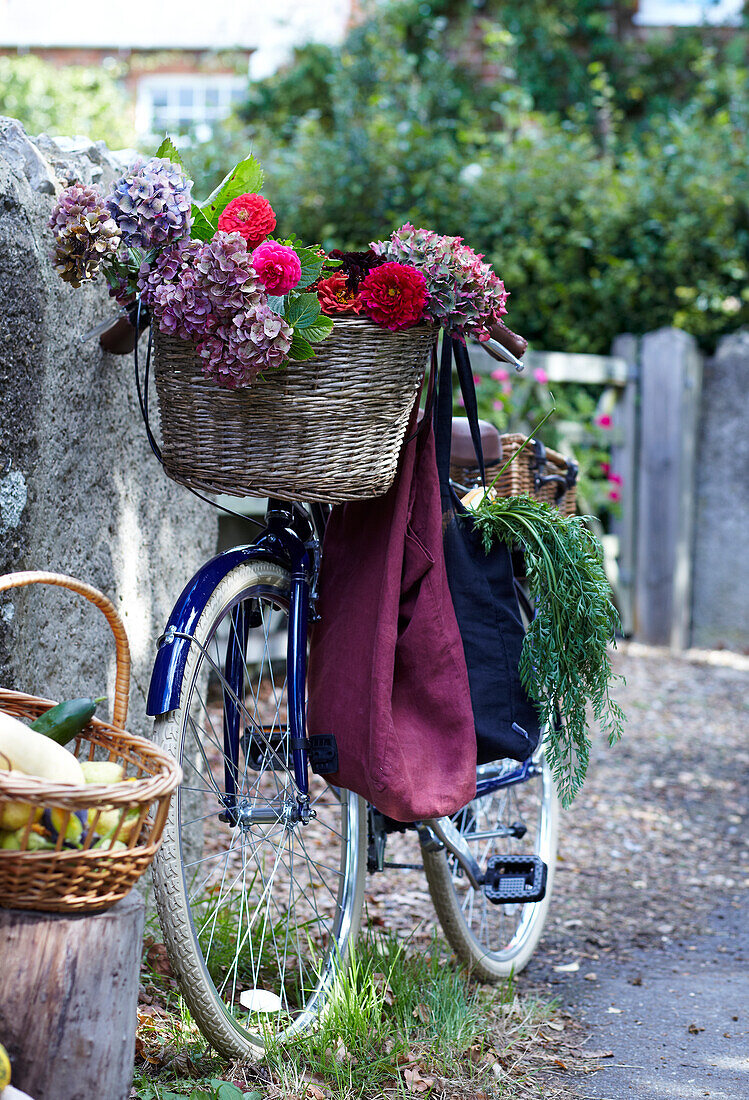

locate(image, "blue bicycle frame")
[[147, 500, 319, 818]]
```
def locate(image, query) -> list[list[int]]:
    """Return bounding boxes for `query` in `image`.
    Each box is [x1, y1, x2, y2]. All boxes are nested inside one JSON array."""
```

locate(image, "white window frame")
[[135, 73, 246, 141]]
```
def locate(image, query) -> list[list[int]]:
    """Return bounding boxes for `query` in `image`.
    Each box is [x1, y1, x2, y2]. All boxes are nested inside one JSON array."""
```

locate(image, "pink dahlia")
[[217, 193, 276, 248], [251, 241, 302, 295], [358, 262, 427, 331], [317, 272, 363, 315]]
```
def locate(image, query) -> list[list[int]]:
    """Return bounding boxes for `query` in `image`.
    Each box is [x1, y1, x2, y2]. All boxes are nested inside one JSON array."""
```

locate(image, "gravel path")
[[370, 643, 749, 1097]]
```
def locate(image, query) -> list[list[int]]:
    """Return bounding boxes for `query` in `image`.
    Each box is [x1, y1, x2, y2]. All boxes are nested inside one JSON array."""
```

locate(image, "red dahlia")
[[359, 262, 427, 330], [317, 272, 363, 315], [217, 193, 276, 248]]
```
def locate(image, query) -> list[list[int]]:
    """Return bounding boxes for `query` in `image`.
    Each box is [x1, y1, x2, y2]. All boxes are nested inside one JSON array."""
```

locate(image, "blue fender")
[[146, 544, 288, 717]]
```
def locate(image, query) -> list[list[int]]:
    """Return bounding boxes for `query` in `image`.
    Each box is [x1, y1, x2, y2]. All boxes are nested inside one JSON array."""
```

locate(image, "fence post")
[[609, 335, 639, 637], [635, 328, 702, 647]]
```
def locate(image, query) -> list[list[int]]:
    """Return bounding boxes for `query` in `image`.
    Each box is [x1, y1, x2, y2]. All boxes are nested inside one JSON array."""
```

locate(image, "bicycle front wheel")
[[424, 748, 558, 980], [151, 559, 367, 1058]]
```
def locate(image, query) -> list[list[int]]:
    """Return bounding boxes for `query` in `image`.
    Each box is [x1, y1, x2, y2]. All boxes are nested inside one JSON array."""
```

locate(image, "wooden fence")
[[472, 328, 703, 647]]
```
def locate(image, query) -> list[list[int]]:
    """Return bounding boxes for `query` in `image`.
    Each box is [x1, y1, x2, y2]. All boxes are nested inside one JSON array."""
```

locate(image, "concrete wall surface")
[[0, 119, 217, 735], [691, 330, 749, 653]]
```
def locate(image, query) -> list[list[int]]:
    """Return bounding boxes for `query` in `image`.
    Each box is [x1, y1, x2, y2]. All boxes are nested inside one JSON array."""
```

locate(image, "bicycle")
[[139, 335, 559, 1061]]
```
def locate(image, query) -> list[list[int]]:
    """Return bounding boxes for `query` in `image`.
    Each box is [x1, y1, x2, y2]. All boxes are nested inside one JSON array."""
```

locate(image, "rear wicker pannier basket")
[[451, 432, 579, 517], [153, 318, 439, 503], [0, 572, 181, 913]]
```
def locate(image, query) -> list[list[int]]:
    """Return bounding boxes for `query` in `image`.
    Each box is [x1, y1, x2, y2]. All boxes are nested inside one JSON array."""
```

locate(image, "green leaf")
[[266, 294, 285, 314], [213, 1082, 245, 1100], [284, 292, 321, 330], [199, 155, 264, 223], [191, 204, 215, 242], [288, 332, 316, 361], [304, 314, 334, 343], [155, 135, 185, 169], [293, 247, 325, 290]]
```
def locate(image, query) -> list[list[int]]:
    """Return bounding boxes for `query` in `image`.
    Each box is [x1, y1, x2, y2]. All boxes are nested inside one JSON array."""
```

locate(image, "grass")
[[133, 923, 561, 1100]]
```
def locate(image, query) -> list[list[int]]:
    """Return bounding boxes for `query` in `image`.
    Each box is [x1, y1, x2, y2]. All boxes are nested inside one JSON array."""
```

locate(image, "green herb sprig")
[[471, 495, 625, 806]]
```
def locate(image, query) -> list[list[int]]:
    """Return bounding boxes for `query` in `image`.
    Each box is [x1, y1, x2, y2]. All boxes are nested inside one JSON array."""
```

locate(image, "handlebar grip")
[[487, 320, 528, 361]]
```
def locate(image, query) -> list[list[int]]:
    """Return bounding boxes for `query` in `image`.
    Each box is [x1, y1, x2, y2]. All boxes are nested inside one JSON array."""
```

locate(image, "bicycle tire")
[[424, 748, 558, 980], [151, 558, 367, 1058]]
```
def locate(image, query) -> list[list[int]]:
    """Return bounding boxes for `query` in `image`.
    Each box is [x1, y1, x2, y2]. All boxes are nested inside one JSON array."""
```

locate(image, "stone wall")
[[0, 119, 217, 735], [691, 330, 749, 653]]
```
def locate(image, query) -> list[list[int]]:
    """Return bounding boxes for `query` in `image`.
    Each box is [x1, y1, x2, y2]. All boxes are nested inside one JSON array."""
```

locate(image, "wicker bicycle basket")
[[0, 572, 182, 913], [451, 432, 579, 517], [153, 317, 439, 503]]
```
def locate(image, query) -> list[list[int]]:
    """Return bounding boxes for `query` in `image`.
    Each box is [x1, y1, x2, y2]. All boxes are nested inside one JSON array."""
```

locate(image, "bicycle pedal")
[[482, 855, 547, 904]]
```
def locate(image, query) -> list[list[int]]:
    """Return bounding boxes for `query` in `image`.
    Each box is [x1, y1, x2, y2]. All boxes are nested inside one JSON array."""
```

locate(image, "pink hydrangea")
[[491, 367, 510, 382], [251, 242, 302, 295], [533, 367, 549, 385], [371, 223, 508, 339]]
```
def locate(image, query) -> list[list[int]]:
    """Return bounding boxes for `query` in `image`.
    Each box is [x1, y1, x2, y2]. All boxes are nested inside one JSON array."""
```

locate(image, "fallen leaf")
[[553, 1058, 568, 1070], [306, 1086, 327, 1099], [545, 1021, 564, 1032], [145, 942, 174, 979], [412, 1002, 431, 1025], [585, 1050, 614, 1059]]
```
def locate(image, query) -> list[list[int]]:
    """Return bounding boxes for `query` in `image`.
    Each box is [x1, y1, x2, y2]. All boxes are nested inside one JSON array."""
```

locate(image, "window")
[[135, 74, 247, 142]]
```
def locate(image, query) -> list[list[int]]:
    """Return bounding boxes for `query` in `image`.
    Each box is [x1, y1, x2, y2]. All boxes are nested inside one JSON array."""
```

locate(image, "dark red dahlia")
[[217, 193, 276, 248], [358, 262, 427, 331], [317, 272, 363, 315]]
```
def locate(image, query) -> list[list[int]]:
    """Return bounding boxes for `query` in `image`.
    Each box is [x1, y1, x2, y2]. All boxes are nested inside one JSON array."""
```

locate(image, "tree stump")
[[0, 891, 145, 1100]]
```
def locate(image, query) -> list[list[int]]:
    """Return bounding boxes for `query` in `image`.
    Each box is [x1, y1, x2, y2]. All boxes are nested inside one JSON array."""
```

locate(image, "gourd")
[[0, 711, 85, 785]]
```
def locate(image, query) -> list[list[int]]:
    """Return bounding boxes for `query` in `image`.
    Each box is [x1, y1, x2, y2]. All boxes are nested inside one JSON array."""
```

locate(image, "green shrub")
[[0, 55, 134, 147], [188, 0, 749, 353]]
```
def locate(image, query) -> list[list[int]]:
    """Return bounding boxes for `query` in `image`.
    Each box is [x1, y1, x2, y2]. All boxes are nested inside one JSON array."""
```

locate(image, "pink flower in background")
[[596, 414, 613, 429], [608, 472, 623, 486], [458, 395, 465, 407], [608, 488, 621, 502], [491, 367, 510, 382], [502, 381, 512, 395], [493, 399, 503, 411], [600, 461, 611, 476], [533, 367, 549, 385], [251, 241, 302, 295], [474, 373, 482, 386]]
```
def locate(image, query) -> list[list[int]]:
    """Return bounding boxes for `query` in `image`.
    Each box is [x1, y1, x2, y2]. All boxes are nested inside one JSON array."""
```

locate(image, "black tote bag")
[[434, 335, 541, 764]]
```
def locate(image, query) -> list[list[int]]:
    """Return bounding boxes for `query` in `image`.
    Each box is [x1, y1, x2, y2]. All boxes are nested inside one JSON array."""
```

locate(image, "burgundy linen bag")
[[307, 374, 477, 821]]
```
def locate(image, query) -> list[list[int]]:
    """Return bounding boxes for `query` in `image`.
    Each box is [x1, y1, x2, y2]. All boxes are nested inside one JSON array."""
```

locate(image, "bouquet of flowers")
[[49, 139, 511, 390]]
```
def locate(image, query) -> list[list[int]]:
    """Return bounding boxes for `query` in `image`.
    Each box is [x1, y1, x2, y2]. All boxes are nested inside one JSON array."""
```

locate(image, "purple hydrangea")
[[107, 157, 193, 251], [372, 223, 509, 340], [197, 304, 293, 388], [138, 240, 207, 340], [48, 183, 122, 287], [143, 233, 291, 386], [193, 232, 262, 314]]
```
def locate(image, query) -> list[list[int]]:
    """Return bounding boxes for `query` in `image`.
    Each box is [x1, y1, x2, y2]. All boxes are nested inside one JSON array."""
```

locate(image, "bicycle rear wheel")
[[151, 559, 367, 1058], [424, 747, 558, 979]]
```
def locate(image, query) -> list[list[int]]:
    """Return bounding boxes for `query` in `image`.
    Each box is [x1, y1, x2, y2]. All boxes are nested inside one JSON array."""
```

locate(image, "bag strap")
[[434, 335, 487, 489], [453, 339, 486, 486]]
